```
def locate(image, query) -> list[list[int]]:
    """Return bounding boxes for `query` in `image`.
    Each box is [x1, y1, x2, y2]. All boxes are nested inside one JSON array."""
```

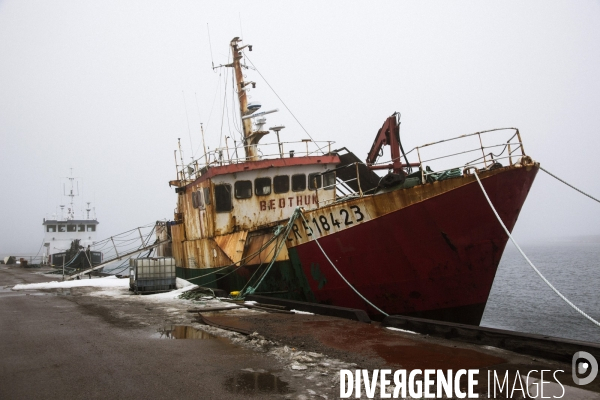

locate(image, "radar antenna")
[[63, 169, 79, 220]]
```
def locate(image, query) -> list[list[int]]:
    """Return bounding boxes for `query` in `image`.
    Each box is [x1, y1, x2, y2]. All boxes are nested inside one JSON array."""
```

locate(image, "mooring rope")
[[60, 249, 83, 268], [473, 171, 600, 327], [540, 166, 600, 204], [299, 213, 389, 317], [185, 232, 280, 283], [241, 207, 303, 297], [82, 250, 93, 278]]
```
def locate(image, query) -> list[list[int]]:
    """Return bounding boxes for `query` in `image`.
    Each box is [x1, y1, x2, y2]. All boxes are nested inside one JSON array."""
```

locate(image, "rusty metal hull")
[[286, 164, 539, 324]]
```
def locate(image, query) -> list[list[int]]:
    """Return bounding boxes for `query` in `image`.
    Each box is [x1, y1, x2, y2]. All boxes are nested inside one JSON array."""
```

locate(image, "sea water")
[[481, 240, 600, 343]]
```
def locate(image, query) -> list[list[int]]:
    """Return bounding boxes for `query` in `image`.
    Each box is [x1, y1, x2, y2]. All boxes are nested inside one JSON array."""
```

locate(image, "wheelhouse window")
[[214, 184, 233, 212], [274, 175, 289, 194], [46, 225, 56, 232], [323, 172, 335, 190], [234, 181, 252, 199], [291, 174, 306, 192], [254, 177, 271, 196], [197, 191, 205, 208], [87, 225, 96, 232], [67, 225, 76, 232], [58, 225, 66, 232], [308, 173, 322, 190], [192, 190, 204, 209], [203, 187, 211, 205], [78, 224, 85, 232]]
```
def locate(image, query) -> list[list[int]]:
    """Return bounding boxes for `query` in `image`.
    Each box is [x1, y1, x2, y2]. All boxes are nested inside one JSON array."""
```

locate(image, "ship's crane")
[[366, 113, 419, 175]]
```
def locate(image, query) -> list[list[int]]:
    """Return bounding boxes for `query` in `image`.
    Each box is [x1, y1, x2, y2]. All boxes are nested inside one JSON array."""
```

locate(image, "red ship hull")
[[286, 164, 538, 325]]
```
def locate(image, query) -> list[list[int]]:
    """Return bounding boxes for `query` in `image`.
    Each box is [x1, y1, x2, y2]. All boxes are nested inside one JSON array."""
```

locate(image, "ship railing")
[[333, 177, 360, 198], [79, 221, 171, 274], [313, 128, 527, 207], [311, 162, 374, 206], [177, 139, 335, 182], [409, 127, 526, 184]]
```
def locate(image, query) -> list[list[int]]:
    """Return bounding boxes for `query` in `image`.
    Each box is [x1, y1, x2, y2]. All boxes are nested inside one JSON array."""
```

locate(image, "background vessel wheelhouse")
[[167, 37, 539, 325], [43, 218, 102, 266], [43, 174, 103, 268]]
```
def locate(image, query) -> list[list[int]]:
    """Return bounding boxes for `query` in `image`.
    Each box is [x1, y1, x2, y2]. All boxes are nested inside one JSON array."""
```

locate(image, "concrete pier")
[[1, 265, 598, 399]]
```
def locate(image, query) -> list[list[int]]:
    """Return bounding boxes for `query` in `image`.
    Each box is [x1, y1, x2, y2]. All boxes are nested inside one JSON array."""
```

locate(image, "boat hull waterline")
[[285, 164, 538, 324]]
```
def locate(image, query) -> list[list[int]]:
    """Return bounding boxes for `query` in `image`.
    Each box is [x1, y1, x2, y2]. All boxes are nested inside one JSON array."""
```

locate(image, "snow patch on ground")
[[13, 276, 195, 296], [86, 282, 199, 301], [13, 276, 129, 290], [386, 326, 418, 334], [290, 309, 314, 315], [145, 285, 198, 299], [176, 277, 194, 288]]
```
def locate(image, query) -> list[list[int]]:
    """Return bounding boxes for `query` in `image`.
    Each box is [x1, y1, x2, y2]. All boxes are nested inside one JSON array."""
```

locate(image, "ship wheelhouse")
[[42, 219, 101, 265], [171, 154, 340, 272], [42, 171, 103, 267]]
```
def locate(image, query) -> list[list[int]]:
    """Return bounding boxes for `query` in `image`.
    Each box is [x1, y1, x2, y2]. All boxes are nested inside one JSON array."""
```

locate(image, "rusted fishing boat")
[[166, 37, 538, 325]]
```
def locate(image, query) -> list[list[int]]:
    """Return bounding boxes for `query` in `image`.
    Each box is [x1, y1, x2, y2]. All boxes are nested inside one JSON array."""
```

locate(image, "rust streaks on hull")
[[214, 231, 248, 264], [244, 232, 289, 265], [171, 223, 185, 266], [183, 237, 232, 269]]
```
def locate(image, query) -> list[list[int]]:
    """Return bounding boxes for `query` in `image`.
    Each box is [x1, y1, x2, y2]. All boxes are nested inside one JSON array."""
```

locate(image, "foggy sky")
[[1, 1, 600, 256]]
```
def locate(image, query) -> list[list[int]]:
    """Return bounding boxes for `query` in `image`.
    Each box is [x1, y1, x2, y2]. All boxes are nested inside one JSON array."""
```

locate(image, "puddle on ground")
[[0, 287, 50, 297], [154, 325, 217, 340], [223, 370, 293, 395], [0, 289, 24, 298]]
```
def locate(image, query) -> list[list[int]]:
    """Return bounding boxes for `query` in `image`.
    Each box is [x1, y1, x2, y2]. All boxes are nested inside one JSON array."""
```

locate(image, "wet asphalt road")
[[3, 266, 597, 400], [0, 266, 297, 400]]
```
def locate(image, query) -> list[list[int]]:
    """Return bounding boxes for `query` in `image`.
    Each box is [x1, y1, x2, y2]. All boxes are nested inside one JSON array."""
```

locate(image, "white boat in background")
[[42, 173, 102, 267]]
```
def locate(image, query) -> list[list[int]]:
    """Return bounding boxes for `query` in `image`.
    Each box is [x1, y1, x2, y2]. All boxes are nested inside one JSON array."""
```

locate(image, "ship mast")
[[64, 169, 78, 220], [228, 37, 267, 161]]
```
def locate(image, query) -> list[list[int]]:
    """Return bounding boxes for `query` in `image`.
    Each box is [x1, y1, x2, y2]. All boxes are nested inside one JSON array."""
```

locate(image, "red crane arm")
[[366, 116, 404, 174], [366, 115, 420, 175]]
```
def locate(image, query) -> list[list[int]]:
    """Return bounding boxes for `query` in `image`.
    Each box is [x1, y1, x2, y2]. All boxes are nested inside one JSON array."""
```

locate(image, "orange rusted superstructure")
[[168, 37, 539, 325], [170, 156, 339, 271]]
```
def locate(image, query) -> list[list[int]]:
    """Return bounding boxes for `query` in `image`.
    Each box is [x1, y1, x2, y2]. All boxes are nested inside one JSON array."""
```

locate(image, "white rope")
[[473, 171, 600, 327], [299, 214, 389, 316], [540, 167, 600, 204]]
